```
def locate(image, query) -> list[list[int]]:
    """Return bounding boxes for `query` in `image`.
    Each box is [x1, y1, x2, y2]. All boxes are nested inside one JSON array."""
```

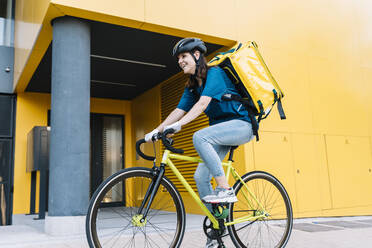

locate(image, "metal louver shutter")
[[160, 73, 209, 192]]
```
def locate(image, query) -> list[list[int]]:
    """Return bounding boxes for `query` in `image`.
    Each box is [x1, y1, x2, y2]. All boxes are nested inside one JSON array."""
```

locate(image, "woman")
[[145, 37, 253, 210], [145, 37, 254, 247]]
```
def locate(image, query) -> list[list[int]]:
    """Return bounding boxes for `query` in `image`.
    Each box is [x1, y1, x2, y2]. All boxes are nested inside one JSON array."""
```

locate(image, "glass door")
[[0, 140, 11, 225], [0, 94, 15, 225], [90, 114, 124, 204]]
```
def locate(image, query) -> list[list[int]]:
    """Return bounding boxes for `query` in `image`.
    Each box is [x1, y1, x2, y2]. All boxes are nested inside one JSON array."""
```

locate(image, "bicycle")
[[86, 129, 293, 248]]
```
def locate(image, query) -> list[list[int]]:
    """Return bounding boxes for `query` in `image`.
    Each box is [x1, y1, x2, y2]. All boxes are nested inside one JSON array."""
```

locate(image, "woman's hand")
[[164, 121, 182, 134], [144, 129, 159, 142]]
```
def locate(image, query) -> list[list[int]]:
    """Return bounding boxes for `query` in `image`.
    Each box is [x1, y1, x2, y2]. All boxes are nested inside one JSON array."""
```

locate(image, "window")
[[0, 0, 13, 47]]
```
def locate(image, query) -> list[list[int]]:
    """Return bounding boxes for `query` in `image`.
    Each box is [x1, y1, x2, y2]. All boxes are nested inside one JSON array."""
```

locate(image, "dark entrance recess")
[[25, 19, 223, 100], [0, 94, 16, 225], [90, 113, 125, 206]]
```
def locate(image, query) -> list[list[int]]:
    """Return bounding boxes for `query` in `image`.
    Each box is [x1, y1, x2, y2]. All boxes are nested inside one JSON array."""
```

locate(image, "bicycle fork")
[[132, 164, 165, 227]]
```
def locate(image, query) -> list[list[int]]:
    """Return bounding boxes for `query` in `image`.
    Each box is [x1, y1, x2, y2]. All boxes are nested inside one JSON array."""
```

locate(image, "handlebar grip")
[[136, 139, 156, 161], [162, 129, 184, 154]]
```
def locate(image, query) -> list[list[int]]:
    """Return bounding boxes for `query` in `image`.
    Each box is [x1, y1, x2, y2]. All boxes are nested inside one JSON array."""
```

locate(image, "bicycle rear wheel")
[[86, 167, 185, 248], [227, 171, 293, 248]]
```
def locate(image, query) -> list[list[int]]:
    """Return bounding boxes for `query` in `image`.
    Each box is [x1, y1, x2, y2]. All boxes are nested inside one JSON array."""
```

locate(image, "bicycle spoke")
[[86, 169, 185, 248], [147, 220, 174, 245], [139, 226, 162, 248], [228, 172, 292, 248], [102, 224, 130, 248]]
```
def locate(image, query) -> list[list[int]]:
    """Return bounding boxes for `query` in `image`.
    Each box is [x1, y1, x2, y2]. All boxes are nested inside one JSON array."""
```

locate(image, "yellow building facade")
[[11, 0, 372, 221]]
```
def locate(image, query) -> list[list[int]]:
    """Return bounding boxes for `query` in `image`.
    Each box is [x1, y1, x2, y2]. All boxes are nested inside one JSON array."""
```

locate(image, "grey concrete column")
[[48, 17, 90, 221]]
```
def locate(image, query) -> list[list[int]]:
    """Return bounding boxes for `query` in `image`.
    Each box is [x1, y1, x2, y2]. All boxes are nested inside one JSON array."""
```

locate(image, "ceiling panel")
[[26, 20, 223, 100]]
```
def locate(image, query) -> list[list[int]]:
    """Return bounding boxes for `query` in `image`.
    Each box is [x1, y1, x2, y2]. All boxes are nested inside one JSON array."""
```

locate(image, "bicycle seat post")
[[228, 146, 238, 161]]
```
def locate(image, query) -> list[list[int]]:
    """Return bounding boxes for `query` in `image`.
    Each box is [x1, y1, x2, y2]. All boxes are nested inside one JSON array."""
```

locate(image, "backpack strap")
[[277, 98, 286, 119], [222, 93, 260, 141], [259, 89, 286, 121], [273, 89, 286, 120], [257, 101, 265, 123], [248, 112, 259, 141]]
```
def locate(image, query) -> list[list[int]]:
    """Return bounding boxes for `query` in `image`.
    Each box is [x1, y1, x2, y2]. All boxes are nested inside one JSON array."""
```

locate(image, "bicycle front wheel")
[[86, 167, 186, 248], [227, 171, 293, 248]]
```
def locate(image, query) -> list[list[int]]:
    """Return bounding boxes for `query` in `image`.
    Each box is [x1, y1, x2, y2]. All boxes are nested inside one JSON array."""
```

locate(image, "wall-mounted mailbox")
[[26, 126, 50, 220], [26, 126, 50, 172]]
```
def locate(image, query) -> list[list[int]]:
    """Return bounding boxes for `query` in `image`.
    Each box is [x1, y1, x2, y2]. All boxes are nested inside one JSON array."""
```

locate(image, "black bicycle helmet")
[[172, 37, 207, 57]]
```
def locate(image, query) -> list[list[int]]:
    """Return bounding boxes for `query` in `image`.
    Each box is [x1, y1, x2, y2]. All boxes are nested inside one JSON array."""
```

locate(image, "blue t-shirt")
[[177, 66, 251, 125]]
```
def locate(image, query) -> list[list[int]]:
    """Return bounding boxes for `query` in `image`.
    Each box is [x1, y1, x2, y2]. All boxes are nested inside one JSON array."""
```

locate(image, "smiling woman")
[[0, 0, 12, 46]]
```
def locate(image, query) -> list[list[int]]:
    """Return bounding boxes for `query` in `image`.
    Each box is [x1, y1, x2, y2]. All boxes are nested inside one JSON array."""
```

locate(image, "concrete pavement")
[[1, 214, 372, 247]]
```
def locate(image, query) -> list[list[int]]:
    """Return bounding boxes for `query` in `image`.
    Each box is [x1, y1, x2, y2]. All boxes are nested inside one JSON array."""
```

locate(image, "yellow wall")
[[50, 0, 237, 43], [128, 0, 372, 217], [13, 93, 50, 214], [13, 0, 372, 217], [235, 0, 372, 217], [13, 0, 235, 92], [13, 93, 133, 214]]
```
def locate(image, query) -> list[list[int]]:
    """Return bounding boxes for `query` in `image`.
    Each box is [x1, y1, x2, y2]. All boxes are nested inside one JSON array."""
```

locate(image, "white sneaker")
[[202, 186, 238, 203], [205, 238, 219, 248]]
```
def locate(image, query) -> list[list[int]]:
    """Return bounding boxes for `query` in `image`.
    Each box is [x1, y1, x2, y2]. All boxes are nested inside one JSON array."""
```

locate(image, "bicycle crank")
[[203, 217, 226, 239]]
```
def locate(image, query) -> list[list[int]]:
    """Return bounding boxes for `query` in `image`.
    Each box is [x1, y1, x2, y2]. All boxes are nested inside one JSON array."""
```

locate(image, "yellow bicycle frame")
[[161, 149, 268, 229]]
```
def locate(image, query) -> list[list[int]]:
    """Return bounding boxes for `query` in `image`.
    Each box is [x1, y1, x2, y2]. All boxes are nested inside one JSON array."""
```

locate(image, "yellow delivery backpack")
[[208, 41, 286, 141]]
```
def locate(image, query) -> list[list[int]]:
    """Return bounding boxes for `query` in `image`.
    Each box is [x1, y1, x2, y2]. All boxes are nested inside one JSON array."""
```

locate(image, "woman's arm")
[[156, 108, 186, 132], [178, 96, 211, 126]]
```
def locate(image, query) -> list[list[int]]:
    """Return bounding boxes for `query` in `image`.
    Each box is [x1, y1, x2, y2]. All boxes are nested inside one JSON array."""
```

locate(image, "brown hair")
[[185, 51, 209, 88]]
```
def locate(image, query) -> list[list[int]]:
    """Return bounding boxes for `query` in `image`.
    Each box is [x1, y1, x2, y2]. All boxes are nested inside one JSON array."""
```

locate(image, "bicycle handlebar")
[[136, 139, 155, 161], [162, 129, 184, 154], [136, 130, 184, 161]]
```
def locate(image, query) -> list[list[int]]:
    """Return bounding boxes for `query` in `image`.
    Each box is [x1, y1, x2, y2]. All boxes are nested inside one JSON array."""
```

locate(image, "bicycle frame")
[[161, 149, 268, 229]]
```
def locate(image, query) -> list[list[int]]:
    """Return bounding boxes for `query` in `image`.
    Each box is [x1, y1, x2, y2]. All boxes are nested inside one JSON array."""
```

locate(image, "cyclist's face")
[[177, 51, 199, 74]]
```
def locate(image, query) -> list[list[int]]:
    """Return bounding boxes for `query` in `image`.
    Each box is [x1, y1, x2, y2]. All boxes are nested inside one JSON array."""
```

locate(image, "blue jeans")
[[193, 119, 254, 207]]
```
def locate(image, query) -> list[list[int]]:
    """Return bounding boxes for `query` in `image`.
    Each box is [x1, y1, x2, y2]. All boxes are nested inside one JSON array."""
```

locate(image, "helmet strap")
[[189, 51, 201, 77], [189, 52, 205, 88]]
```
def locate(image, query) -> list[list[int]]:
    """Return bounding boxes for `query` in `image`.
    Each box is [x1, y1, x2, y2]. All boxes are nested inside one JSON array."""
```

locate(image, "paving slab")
[[354, 219, 372, 225], [291, 223, 343, 232], [316, 220, 372, 229], [1, 214, 372, 248]]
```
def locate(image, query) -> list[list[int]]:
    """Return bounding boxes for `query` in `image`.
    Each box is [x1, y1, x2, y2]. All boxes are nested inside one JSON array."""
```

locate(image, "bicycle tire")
[[86, 167, 186, 248], [227, 171, 293, 248]]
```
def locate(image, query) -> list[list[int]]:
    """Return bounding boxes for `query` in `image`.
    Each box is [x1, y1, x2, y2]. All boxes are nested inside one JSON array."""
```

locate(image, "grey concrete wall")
[[0, 46, 14, 93]]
